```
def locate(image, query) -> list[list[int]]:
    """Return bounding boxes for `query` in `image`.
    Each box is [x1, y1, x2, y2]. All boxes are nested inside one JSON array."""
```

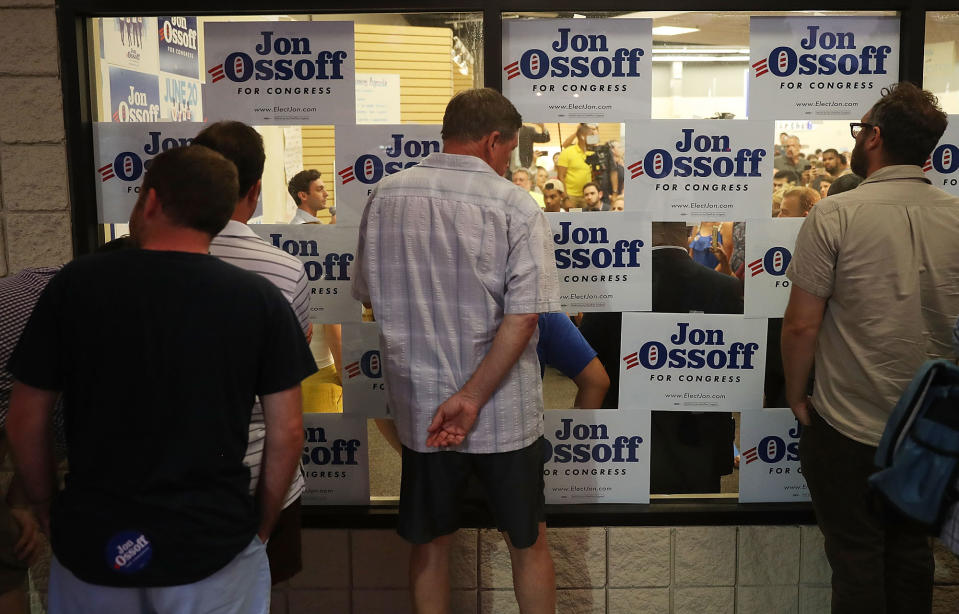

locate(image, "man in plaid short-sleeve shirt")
[[353, 88, 560, 614]]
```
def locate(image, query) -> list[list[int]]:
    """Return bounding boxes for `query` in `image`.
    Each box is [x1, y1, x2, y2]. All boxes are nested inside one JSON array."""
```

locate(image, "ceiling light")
[[652, 26, 700, 36]]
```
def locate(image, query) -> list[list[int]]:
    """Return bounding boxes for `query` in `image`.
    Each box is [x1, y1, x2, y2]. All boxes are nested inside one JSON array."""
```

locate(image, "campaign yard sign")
[[101, 17, 159, 74], [502, 19, 652, 121], [619, 313, 767, 411], [543, 410, 651, 504], [107, 67, 161, 124], [923, 117, 959, 197], [546, 212, 651, 312], [157, 16, 199, 79], [301, 413, 369, 505], [738, 408, 810, 503], [334, 125, 442, 227], [748, 16, 900, 120], [744, 218, 804, 318], [93, 122, 197, 223], [203, 21, 355, 125], [159, 74, 202, 122], [625, 120, 774, 221], [341, 322, 390, 418], [249, 225, 363, 324]]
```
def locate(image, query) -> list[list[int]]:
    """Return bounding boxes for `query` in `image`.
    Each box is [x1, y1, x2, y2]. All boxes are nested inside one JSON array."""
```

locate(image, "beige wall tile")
[[674, 526, 737, 586], [674, 587, 734, 614], [608, 527, 670, 588], [934, 539, 959, 585], [799, 586, 831, 614], [287, 589, 349, 614], [451, 529, 478, 589], [738, 526, 800, 585], [608, 588, 669, 614], [6, 211, 72, 270], [551, 527, 607, 589], [799, 526, 831, 585], [0, 9, 58, 75], [288, 529, 350, 589], [451, 589, 477, 614], [350, 529, 409, 588], [736, 585, 799, 614], [934, 585, 959, 614], [351, 589, 412, 614], [478, 589, 519, 614], [557, 588, 605, 614], [0, 77, 64, 144], [1, 144, 68, 210], [479, 529, 512, 589]]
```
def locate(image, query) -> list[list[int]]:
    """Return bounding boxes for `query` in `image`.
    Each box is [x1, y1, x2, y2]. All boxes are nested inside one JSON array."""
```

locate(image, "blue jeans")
[[48, 536, 270, 614]]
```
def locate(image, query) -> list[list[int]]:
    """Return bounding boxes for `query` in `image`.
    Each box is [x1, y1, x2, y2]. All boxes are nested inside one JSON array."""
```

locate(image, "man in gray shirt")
[[353, 88, 560, 614], [783, 82, 959, 614]]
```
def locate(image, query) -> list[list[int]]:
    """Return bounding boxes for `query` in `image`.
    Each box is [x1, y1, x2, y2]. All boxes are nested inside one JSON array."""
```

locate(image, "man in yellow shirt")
[[556, 123, 597, 208]]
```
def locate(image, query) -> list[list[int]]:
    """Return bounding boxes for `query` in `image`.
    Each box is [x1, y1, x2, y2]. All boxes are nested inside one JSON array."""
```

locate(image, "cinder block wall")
[[266, 526, 959, 614], [0, 0, 74, 274]]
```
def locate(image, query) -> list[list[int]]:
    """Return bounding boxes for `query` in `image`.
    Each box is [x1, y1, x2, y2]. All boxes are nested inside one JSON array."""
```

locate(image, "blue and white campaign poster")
[[739, 408, 810, 503], [204, 21, 355, 125], [341, 322, 390, 418], [249, 225, 363, 324], [101, 17, 160, 74], [546, 212, 651, 312], [543, 410, 651, 504], [93, 122, 196, 223], [107, 67, 161, 123], [502, 19, 652, 121], [744, 218, 804, 318], [619, 313, 767, 411], [159, 74, 202, 122], [923, 117, 959, 196], [158, 16, 199, 79], [748, 17, 900, 120], [334, 125, 442, 227], [302, 413, 369, 505], [624, 120, 774, 221]]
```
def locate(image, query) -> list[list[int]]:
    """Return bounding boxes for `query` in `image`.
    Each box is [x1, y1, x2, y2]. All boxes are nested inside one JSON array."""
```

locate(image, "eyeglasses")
[[850, 122, 873, 139]]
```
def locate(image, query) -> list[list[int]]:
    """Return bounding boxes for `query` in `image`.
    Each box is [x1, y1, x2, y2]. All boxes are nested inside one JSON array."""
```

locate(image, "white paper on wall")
[[619, 313, 767, 411], [738, 408, 810, 503], [543, 409, 651, 504], [747, 16, 900, 120], [624, 120, 775, 221], [502, 19, 652, 121], [249, 224, 363, 323]]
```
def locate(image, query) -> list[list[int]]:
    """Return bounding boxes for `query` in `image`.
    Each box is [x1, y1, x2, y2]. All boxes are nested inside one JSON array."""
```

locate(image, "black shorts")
[[266, 497, 302, 584], [398, 437, 546, 549]]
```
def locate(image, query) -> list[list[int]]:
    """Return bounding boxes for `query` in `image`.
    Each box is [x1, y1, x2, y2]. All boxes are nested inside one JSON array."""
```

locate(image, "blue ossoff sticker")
[[106, 530, 153, 574]]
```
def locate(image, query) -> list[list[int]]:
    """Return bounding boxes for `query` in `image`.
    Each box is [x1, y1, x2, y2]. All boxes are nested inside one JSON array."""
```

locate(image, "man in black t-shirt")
[[6, 146, 317, 613]]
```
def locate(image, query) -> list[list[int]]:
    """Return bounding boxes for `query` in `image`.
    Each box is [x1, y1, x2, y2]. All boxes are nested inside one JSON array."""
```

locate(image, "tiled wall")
[[267, 525, 959, 614], [0, 0, 74, 275]]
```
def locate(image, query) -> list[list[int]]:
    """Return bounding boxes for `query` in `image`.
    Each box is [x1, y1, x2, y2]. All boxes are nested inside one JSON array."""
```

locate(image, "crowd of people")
[[0, 82, 957, 614]]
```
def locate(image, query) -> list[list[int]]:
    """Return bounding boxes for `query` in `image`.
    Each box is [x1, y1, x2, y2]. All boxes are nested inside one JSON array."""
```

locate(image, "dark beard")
[[850, 141, 868, 178]]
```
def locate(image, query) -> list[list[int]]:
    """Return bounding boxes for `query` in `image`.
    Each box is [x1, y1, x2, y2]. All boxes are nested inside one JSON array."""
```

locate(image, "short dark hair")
[[822, 148, 846, 165], [192, 121, 265, 198], [288, 169, 322, 205], [583, 181, 602, 194], [869, 82, 948, 166], [141, 145, 237, 236], [774, 169, 800, 184], [827, 173, 863, 196], [441, 88, 522, 143]]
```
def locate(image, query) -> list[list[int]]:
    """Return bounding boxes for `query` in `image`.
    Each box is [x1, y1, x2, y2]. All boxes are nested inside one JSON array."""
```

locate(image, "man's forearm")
[[459, 313, 539, 407], [257, 386, 304, 540], [781, 322, 817, 405], [323, 324, 343, 380], [6, 382, 58, 508]]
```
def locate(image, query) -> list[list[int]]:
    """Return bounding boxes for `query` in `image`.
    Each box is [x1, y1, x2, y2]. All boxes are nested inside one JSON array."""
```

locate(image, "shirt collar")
[[215, 219, 262, 239], [416, 152, 501, 178], [861, 164, 931, 186]]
